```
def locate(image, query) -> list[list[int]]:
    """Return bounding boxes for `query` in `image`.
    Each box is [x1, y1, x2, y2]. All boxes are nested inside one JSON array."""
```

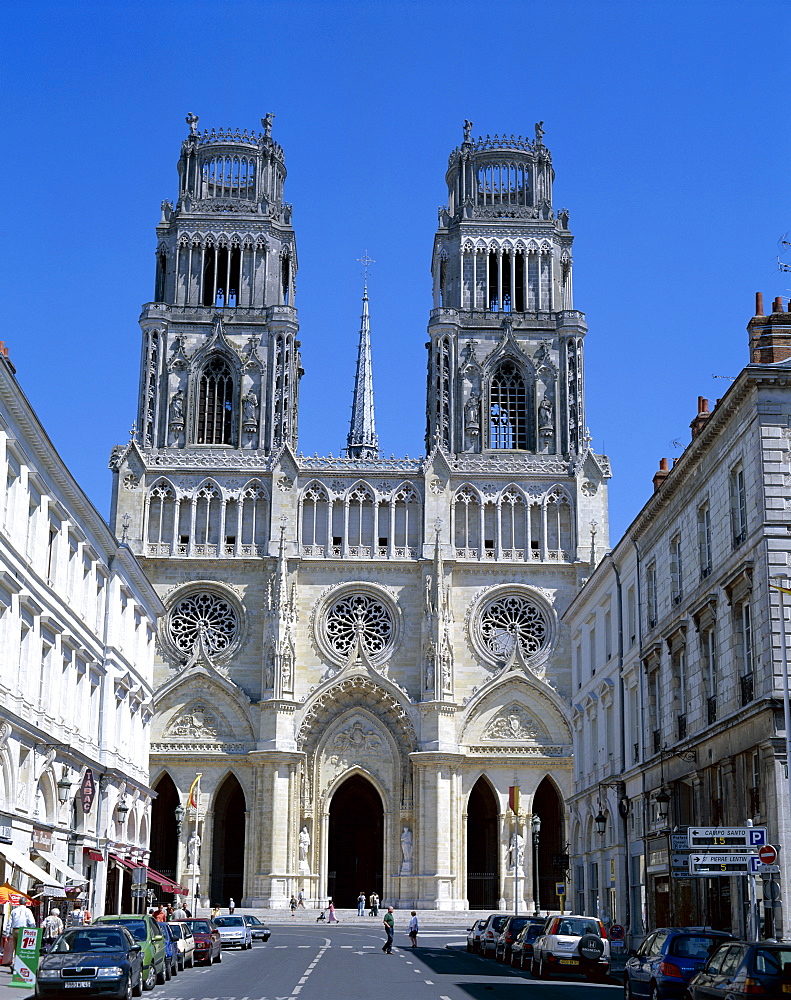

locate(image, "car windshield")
[[107, 920, 147, 942], [246, 916, 262, 925], [671, 935, 726, 959], [508, 918, 529, 933], [526, 925, 543, 940], [186, 921, 211, 934], [215, 916, 244, 927], [168, 925, 182, 939], [556, 919, 599, 936], [755, 947, 791, 974], [491, 916, 509, 932], [53, 929, 129, 953]]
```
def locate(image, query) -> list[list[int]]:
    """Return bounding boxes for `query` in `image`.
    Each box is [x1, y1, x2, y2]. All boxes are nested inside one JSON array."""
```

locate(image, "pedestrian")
[[297, 889, 305, 908], [69, 905, 85, 927], [172, 903, 187, 921], [327, 900, 338, 923], [290, 895, 297, 915], [211, 906, 221, 921], [357, 891, 366, 916], [369, 892, 379, 916], [228, 897, 235, 914], [408, 911, 419, 948], [154, 906, 167, 923], [5, 901, 36, 960], [381, 906, 394, 953], [41, 908, 63, 953]]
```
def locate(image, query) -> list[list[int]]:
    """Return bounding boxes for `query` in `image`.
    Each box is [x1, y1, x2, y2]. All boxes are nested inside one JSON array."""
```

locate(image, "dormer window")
[[489, 360, 526, 449]]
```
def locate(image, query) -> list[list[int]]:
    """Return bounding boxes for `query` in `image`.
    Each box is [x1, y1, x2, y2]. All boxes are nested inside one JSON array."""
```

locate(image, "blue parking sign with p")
[[748, 828, 767, 846]]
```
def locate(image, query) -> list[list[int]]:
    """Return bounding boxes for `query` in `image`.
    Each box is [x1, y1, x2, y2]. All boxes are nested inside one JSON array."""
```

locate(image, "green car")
[[93, 915, 167, 991]]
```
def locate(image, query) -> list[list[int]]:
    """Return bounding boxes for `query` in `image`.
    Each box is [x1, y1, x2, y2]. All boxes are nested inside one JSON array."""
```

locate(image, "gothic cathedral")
[[110, 116, 610, 910]]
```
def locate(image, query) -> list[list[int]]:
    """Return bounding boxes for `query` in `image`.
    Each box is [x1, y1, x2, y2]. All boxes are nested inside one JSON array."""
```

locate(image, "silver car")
[[212, 915, 253, 949]]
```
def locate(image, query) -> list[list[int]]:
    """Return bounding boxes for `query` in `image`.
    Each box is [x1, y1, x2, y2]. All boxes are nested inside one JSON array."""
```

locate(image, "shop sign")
[[0, 818, 13, 844], [10, 926, 42, 988], [79, 769, 96, 813], [32, 827, 52, 852]]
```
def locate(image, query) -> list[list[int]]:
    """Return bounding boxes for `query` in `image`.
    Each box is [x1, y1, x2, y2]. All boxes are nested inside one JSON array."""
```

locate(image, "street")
[[0, 923, 623, 1000]]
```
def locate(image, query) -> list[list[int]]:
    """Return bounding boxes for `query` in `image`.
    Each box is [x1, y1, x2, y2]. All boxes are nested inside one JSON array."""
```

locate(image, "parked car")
[[213, 914, 253, 949], [166, 922, 195, 970], [531, 914, 610, 980], [93, 915, 167, 991], [242, 914, 271, 942], [495, 915, 535, 963], [480, 914, 512, 957], [184, 919, 222, 965], [160, 924, 178, 979], [624, 927, 733, 1000], [510, 920, 546, 969], [466, 919, 487, 953], [35, 925, 144, 1000], [689, 940, 791, 999]]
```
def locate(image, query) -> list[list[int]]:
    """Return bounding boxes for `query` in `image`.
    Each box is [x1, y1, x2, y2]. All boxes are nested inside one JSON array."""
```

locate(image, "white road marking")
[[424, 981, 434, 985]]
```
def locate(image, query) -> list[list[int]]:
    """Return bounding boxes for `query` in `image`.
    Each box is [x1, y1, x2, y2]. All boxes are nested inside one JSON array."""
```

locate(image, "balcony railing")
[[301, 544, 418, 559], [147, 542, 265, 558]]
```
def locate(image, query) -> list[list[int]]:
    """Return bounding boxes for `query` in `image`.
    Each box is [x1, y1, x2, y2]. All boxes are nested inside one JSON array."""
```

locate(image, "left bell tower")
[[137, 113, 300, 453]]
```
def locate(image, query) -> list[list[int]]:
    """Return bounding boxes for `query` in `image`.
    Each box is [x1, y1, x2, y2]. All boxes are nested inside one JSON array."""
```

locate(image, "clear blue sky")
[[2, 0, 788, 542]]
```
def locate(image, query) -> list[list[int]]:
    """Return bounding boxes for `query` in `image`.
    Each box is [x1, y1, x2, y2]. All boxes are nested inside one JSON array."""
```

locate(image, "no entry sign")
[[758, 844, 778, 865]]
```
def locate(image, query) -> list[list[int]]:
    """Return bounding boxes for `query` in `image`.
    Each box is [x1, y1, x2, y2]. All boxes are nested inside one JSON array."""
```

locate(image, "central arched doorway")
[[467, 777, 498, 909], [533, 776, 564, 914], [210, 775, 246, 907], [327, 775, 383, 908]]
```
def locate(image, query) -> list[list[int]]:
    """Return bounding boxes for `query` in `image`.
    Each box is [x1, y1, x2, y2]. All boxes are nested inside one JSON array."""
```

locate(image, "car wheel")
[[172, 958, 178, 977], [539, 955, 549, 979], [143, 964, 156, 992], [215, 947, 222, 963], [651, 984, 661, 1000], [132, 969, 143, 998], [156, 962, 166, 985], [125, 974, 133, 1000], [164, 959, 171, 981], [467, 940, 472, 952], [624, 978, 633, 1000]]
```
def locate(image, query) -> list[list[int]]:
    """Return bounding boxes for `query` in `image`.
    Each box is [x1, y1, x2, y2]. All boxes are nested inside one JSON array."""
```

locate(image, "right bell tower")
[[426, 121, 585, 458]]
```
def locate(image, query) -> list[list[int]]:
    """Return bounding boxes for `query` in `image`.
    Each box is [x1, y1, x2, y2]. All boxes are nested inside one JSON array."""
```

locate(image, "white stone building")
[[0, 343, 163, 916], [564, 295, 791, 940], [109, 116, 611, 911]]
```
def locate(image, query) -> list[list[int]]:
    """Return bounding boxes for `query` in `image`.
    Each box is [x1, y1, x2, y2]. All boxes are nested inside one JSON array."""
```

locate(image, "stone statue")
[[465, 393, 480, 430], [186, 112, 199, 135], [262, 112, 275, 138], [463, 119, 473, 142], [401, 826, 413, 864], [534, 120, 545, 144], [538, 396, 553, 428], [243, 390, 258, 424], [425, 657, 435, 691], [299, 826, 310, 861], [509, 830, 525, 869], [169, 389, 184, 423], [188, 831, 201, 865]]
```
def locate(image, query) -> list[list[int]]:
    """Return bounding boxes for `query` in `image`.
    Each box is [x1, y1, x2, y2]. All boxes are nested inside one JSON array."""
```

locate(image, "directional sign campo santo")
[[687, 827, 767, 848], [686, 827, 771, 877]]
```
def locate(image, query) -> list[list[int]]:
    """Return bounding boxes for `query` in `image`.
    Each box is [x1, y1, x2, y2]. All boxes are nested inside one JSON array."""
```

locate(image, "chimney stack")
[[690, 396, 710, 439], [749, 293, 791, 363], [653, 457, 670, 492]]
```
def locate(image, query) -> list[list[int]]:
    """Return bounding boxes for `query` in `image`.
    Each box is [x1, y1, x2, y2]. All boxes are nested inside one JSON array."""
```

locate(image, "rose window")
[[479, 594, 548, 659], [324, 592, 393, 658], [168, 591, 239, 655]]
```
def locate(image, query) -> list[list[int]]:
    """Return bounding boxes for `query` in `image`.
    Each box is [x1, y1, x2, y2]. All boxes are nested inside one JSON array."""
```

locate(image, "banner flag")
[[508, 786, 520, 815], [187, 773, 202, 810]]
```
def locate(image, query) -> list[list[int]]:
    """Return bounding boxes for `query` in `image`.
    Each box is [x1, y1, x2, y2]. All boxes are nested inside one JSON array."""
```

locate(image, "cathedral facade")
[[110, 116, 610, 910]]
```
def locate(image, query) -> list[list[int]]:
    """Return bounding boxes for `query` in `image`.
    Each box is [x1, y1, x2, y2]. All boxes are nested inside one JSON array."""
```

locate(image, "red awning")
[[83, 849, 103, 863], [146, 867, 188, 896], [108, 854, 140, 871]]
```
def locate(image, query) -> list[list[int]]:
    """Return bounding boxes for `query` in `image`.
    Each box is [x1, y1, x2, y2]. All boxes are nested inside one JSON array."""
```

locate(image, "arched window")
[[393, 485, 420, 555], [347, 485, 375, 555], [239, 482, 268, 553], [147, 481, 176, 554], [194, 483, 222, 554], [453, 486, 480, 557], [546, 488, 573, 559], [301, 483, 329, 555], [489, 360, 527, 450], [197, 356, 234, 444], [499, 488, 526, 557]]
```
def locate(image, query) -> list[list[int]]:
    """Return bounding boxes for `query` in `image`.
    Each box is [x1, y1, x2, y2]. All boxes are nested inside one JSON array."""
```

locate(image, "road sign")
[[758, 845, 778, 865], [689, 853, 756, 875], [671, 834, 691, 851], [555, 882, 566, 896], [752, 860, 780, 875], [610, 924, 625, 941], [687, 827, 767, 848]]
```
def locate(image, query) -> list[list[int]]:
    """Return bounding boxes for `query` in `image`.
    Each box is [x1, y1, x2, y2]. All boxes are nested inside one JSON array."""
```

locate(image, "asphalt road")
[[0, 925, 623, 1000]]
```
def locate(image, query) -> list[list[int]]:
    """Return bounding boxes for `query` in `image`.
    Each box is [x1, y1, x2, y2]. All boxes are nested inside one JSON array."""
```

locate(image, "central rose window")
[[168, 590, 240, 657], [480, 593, 548, 658], [325, 592, 394, 658]]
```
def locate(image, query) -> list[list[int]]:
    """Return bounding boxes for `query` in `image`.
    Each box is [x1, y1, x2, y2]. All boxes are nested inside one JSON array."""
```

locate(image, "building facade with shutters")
[[563, 296, 791, 941], [0, 344, 163, 917], [109, 116, 610, 910]]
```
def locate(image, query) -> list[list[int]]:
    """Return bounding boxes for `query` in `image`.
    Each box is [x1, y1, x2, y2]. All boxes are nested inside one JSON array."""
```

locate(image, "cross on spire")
[[356, 251, 376, 288]]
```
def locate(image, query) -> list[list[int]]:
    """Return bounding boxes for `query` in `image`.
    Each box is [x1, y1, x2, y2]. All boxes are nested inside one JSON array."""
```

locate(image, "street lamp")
[[531, 813, 542, 916], [174, 803, 185, 837], [57, 766, 73, 806], [594, 808, 607, 838], [655, 789, 670, 825], [116, 796, 130, 823]]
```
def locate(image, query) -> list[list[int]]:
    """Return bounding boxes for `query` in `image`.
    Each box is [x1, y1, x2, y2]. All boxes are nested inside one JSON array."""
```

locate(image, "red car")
[[184, 919, 222, 965]]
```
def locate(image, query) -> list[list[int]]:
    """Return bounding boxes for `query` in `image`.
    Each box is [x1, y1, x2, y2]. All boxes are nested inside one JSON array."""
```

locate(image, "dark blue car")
[[624, 927, 733, 1000]]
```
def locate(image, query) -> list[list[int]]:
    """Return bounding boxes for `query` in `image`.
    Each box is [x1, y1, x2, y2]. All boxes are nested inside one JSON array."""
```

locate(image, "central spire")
[[346, 263, 379, 460]]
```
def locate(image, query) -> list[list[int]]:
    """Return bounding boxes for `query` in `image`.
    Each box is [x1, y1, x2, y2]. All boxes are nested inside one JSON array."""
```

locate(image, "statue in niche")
[[188, 832, 201, 866], [299, 826, 310, 862], [425, 656, 435, 691], [441, 657, 452, 691], [465, 393, 480, 434], [169, 389, 184, 424], [538, 396, 553, 429], [401, 827, 413, 865], [264, 649, 274, 689], [281, 649, 293, 689], [242, 390, 259, 425]]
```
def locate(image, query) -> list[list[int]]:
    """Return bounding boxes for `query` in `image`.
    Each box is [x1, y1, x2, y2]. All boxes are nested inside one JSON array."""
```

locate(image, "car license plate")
[[65, 982, 92, 988], [560, 959, 577, 965]]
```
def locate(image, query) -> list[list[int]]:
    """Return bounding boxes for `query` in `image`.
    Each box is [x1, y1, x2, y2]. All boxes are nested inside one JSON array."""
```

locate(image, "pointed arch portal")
[[534, 776, 564, 911], [467, 778, 498, 909], [150, 774, 179, 882], [210, 775, 246, 906], [327, 775, 383, 908]]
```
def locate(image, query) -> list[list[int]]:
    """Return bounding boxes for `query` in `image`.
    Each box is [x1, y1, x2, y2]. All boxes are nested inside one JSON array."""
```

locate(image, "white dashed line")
[[424, 981, 434, 985]]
